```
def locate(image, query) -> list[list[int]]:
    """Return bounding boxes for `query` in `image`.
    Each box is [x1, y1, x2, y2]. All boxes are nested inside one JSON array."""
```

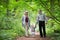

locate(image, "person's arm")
[[28, 17, 30, 27], [44, 14, 48, 24], [35, 15, 39, 28], [22, 16, 25, 27]]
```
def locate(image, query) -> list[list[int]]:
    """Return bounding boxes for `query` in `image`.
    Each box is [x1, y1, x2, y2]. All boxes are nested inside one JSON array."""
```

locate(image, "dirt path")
[[16, 32, 51, 40]]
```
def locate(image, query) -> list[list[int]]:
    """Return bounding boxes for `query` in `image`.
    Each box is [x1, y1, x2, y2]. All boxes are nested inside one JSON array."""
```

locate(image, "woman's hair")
[[24, 11, 28, 15]]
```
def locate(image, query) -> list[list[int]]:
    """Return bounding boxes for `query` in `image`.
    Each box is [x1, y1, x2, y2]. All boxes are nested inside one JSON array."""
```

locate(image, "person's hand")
[[45, 23, 47, 24], [35, 25, 36, 28]]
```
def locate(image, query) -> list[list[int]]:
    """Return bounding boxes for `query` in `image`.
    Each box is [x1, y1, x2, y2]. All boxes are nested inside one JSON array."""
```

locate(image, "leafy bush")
[[0, 30, 17, 40]]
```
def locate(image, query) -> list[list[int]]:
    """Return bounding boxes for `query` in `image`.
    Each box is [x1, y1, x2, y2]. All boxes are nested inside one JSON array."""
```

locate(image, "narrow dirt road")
[[16, 32, 51, 40]]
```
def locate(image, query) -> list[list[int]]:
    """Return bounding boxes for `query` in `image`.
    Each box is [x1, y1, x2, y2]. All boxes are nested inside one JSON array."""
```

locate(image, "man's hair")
[[39, 9, 42, 12]]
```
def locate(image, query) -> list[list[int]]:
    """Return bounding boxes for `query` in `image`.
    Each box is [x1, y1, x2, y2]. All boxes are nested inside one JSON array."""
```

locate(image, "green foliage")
[[0, 30, 17, 40], [0, 0, 60, 40]]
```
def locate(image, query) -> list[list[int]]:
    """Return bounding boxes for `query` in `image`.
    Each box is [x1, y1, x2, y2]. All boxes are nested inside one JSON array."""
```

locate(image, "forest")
[[0, 0, 60, 40]]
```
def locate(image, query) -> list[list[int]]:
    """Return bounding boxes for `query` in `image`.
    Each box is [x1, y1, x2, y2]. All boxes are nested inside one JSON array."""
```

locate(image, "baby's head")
[[31, 24, 35, 28]]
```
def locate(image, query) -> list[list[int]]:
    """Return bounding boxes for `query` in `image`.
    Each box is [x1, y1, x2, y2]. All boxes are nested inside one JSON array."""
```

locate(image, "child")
[[30, 24, 36, 37]]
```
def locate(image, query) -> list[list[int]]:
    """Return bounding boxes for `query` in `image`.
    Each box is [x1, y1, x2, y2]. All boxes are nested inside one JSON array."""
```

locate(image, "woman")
[[22, 11, 30, 37]]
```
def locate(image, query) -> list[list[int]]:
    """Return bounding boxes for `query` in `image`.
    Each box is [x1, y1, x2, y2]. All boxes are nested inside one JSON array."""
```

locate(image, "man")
[[35, 10, 47, 38], [22, 11, 30, 37]]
